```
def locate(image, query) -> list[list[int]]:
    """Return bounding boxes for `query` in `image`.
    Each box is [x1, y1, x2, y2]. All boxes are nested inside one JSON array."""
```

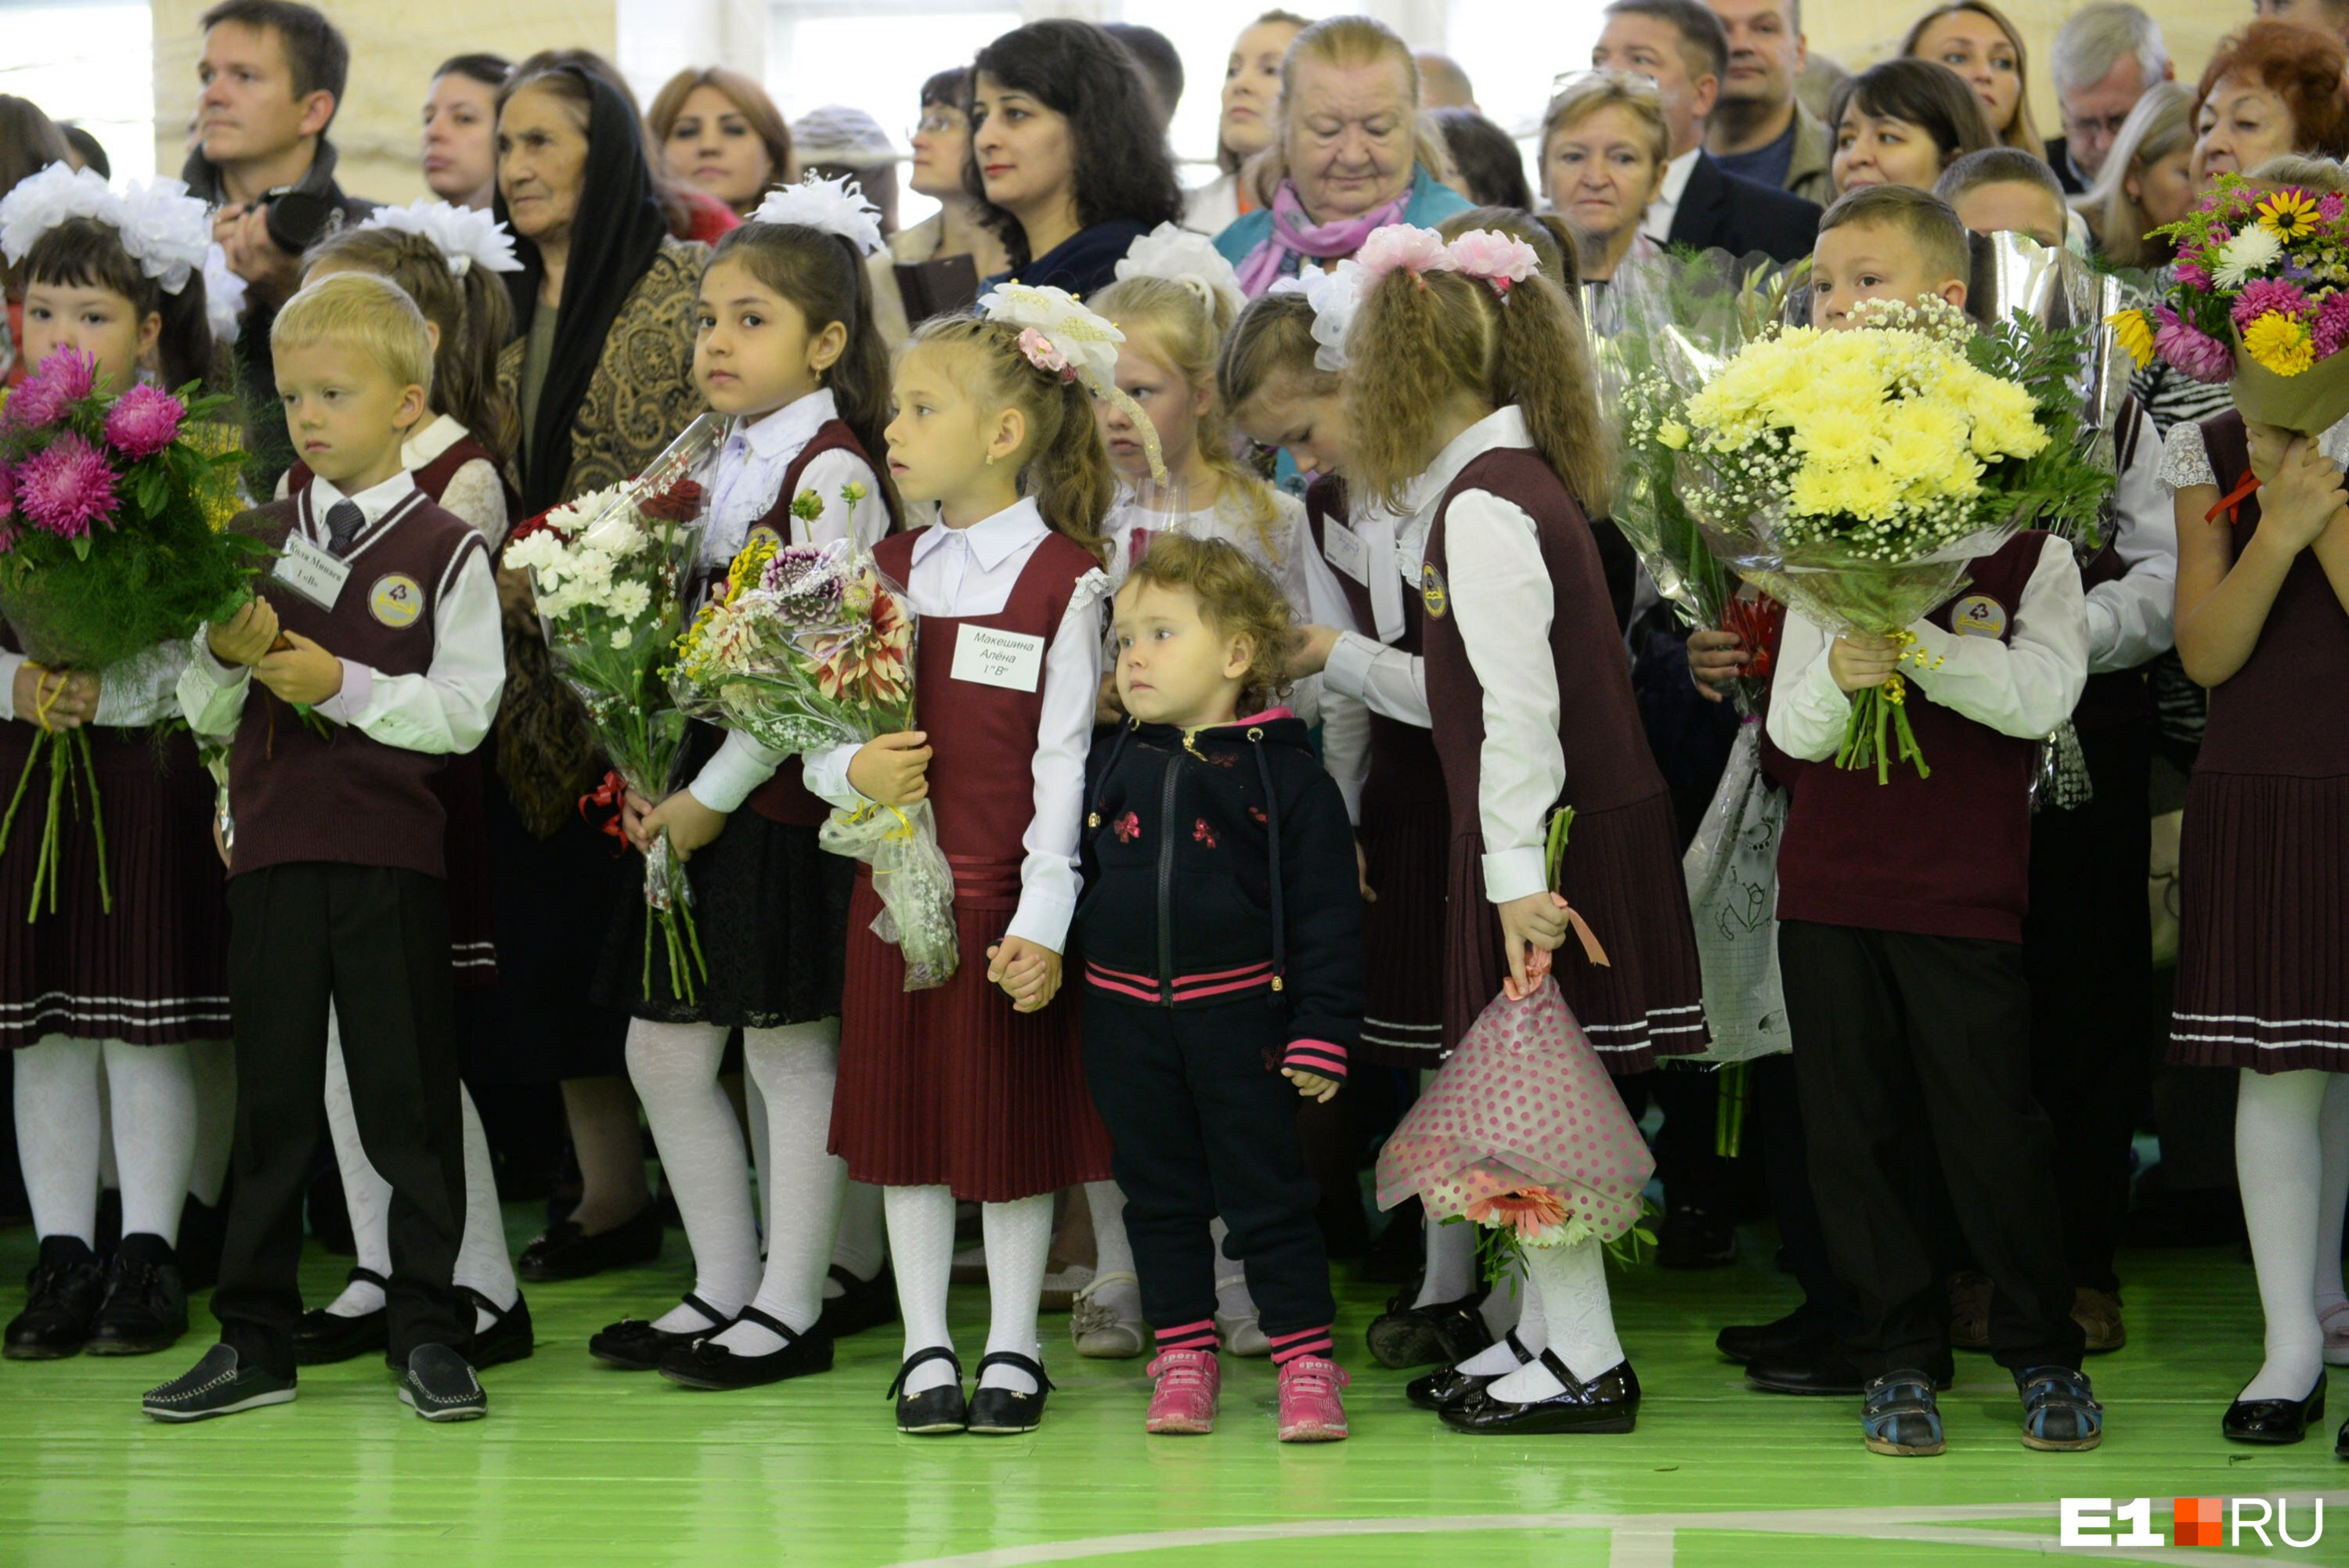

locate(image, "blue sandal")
[[2018, 1364, 2103, 1451], [1863, 1369, 1945, 1457]]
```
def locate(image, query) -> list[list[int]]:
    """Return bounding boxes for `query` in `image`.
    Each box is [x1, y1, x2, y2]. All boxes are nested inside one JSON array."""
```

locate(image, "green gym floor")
[[1, 1210, 2341, 1568]]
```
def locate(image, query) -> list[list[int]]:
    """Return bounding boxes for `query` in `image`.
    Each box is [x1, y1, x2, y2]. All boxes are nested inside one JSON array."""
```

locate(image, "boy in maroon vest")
[[144, 272, 504, 1423], [1767, 186, 2098, 1458]]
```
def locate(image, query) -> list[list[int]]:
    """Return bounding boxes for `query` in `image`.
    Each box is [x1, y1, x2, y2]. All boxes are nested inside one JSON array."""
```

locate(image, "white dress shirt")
[[179, 470, 506, 755], [1322, 407, 1571, 904], [687, 389, 894, 814], [1641, 147, 1702, 245], [2083, 404, 2178, 675], [803, 498, 1108, 952], [272, 413, 510, 547], [1766, 532, 2090, 761]]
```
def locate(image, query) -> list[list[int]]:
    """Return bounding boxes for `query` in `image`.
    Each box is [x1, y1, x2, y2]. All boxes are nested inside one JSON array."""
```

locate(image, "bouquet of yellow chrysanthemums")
[[1665, 297, 2112, 780], [670, 531, 956, 989], [2114, 175, 2349, 434]]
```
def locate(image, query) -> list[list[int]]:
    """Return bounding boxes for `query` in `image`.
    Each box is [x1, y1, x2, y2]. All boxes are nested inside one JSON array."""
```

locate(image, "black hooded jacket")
[[1075, 711, 1363, 1079]]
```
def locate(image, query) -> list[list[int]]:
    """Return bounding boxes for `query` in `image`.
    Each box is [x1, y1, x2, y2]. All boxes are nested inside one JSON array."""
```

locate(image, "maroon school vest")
[[1418, 449, 1666, 842], [2197, 412, 2349, 777], [1302, 477, 1449, 825], [875, 523, 1095, 896], [691, 420, 900, 825], [226, 485, 490, 878], [1774, 532, 2053, 943]]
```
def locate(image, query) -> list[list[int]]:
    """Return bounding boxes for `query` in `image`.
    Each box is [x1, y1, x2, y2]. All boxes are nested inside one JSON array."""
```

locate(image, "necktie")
[[324, 499, 366, 558]]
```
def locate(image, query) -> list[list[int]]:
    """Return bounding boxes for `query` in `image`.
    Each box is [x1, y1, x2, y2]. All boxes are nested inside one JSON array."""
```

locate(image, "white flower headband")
[[0, 163, 212, 296], [204, 243, 247, 345], [1113, 222, 1246, 321], [978, 283, 1166, 480], [751, 173, 885, 256], [1269, 260, 1372, 373], [359, 199, 522, 277]]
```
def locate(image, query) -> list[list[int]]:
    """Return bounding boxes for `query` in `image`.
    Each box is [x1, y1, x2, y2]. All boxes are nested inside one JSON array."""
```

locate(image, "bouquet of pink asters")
[[0, 347, 259, 918]]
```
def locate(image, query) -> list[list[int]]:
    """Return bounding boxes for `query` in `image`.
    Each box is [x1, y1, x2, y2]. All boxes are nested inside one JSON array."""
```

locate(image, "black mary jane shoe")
[[464, 1288, 536, 1372], [1407, 1331, 1532, 1411], [660, 1307, 835, 1390], [1366, 1285, 1494, 1371], [1439, 1350, 1641, 1436], [968, 1350, 1054, 1436], [3, 1236, 106, 1361], [589, 1292, 728, 1371], [516, 1202, 662, 1284], [85, 1235, 188, 1357], [889, 1345, 968, 1435], [2223, 1371, 2327, 1445], [817, 1263, 899, 1340], [295, 1267, 391, 1366]]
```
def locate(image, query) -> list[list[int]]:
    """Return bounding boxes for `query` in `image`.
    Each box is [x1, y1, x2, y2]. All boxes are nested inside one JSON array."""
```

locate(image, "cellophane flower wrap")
[[1592, 249, 1808, 715], [1672, 298, 2113, 780], [1375, 811, 1658, 1283], [503, 416, 724, 1000], [0, 347, 259, 919], [670, 530, 955, 990], [2119, 174, 2349, 433]]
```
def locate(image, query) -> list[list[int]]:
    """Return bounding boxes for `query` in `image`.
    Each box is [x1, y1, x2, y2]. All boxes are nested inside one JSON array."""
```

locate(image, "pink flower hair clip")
[[1355, 224, 1459, 288], [1016, 326, 1076, 382], [1446, 229, 1540, 299]]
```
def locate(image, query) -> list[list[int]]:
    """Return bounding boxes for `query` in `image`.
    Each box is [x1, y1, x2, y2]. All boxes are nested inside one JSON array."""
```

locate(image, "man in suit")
[[1594, 0, 1820, 265]]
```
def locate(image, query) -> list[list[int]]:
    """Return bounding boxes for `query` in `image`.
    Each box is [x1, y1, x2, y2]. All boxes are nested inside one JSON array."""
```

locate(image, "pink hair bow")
[[1355, 224, 1459, 285], [1447, 229, 1540, 297]]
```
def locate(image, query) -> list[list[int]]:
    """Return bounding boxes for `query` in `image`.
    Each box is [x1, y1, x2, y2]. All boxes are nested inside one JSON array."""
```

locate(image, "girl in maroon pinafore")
[[1297, 224, 1706, 1432], [2160, 409, 2349, 1444], [810, 297, 1122, 1436]]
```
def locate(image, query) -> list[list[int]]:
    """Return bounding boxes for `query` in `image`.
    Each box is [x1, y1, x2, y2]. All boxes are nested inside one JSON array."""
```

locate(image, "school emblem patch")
[[370, 574, 424, 629], [1420, 561, 1450, 618], [1949, 594, 2008, 640]]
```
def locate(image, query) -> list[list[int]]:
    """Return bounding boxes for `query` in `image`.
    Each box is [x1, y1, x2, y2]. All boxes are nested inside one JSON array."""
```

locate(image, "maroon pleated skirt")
[[1356, 719, 1450, 1069], [2169, 769, 2349, 1072], [829, 864, 1114, 1202], [435, 748, 497, 993], [1441, 790, 1708, 1075], [0, 723, 230, 1049]]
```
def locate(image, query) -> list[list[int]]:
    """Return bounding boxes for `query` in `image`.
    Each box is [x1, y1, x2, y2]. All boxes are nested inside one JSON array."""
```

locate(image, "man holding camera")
[[182, 0, 376, 493]]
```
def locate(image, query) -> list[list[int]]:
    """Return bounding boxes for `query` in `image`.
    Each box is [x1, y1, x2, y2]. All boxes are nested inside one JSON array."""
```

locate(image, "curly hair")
[[965, 20, 1185, 271], [305, 225, 518, 464], [907, 312, 1114, 557], [1346, 258, 1612, 515], [2195, 20, 2349, 161], [1122, 532, 1294, 712]]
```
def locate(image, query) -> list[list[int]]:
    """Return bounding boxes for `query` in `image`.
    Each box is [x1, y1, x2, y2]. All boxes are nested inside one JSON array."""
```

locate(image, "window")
[[0, 1, 157, 182]]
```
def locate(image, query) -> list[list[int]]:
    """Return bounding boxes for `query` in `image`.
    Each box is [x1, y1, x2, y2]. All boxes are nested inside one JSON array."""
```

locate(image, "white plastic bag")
[[1681, 723, 1791, 1063]]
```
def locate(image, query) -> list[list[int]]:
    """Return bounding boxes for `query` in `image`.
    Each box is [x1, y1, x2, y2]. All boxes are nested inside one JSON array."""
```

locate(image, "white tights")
[[2235, 1069, 2349, 1400], [886, 1184, 1052, 1397], [13, 1035, 194, 1247]]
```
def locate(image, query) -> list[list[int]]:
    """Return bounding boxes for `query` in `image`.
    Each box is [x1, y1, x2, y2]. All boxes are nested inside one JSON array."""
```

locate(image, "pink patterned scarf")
[[1236, 179, 1416, 297]]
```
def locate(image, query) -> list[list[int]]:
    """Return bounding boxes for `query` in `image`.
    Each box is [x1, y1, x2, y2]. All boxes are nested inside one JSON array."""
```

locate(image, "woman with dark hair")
[[489, 52, 709, 1285], [1828, 58, 1997, 196], [424, 53, 511, 211], [965, 19, 1185, 295], [1900, 0, 2047, 160], [647, 67, 793, 220], [1431, 107, 1532, 211]]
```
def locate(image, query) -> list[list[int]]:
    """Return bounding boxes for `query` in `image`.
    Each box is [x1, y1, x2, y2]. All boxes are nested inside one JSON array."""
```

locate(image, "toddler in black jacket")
[[1077, 534, 1364, 1443]]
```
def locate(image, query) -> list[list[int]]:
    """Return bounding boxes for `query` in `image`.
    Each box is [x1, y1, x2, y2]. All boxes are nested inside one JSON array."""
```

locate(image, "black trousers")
[[1781, 921, 2084, 1377], [2023, 719, 2154, 1292], [213, 863, 468, 1377], [1748, 1053, 1861, 1336], [1080, 989, 1335, 1338]]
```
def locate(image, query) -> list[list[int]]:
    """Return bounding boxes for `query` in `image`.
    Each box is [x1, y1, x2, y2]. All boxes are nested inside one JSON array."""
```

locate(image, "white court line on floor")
[[882, 1495, 2349, 1568]]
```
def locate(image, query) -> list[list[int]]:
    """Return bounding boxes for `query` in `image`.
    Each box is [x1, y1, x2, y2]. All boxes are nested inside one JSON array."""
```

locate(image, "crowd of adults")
[[0, 0, 2340, 1285]]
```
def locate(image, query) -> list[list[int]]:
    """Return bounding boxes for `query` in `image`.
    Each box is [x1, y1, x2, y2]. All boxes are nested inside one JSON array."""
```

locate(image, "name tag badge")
[[1321, 519, 1370, 585], [272, 534, 351, 611], [951, 624, 1047, 692]]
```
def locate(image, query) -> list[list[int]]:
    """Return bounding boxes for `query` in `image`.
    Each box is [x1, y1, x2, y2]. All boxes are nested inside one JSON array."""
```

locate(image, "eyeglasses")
[[911, 111, 962, 139]]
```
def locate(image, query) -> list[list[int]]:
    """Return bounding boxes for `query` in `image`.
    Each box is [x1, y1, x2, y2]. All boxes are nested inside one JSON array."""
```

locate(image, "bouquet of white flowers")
[[503, 415, 725, 997]]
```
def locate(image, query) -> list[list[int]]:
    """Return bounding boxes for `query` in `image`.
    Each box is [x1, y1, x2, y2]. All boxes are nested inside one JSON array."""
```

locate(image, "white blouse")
[[687, 388, 893, 814], [803, 498, 1109, 953], [2082, 403, 2178, 676], [1321, 406, 1579, 905]]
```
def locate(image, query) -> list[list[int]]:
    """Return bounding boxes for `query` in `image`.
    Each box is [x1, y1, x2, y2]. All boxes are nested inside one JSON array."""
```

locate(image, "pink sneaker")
[[1145, 1348, 1221, 1434], [1276, 1355, 1350, 1442]]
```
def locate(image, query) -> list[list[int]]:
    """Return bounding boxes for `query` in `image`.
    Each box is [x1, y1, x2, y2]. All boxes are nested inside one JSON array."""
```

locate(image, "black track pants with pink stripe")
[[1080, 989, 1335, 1344]]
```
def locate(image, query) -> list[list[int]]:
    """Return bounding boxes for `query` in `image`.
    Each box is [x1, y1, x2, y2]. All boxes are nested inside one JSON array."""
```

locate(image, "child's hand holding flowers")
[[847, 730, 932, 806], [254, 632, 342, 706], [1828, 633, 1903, 694]]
